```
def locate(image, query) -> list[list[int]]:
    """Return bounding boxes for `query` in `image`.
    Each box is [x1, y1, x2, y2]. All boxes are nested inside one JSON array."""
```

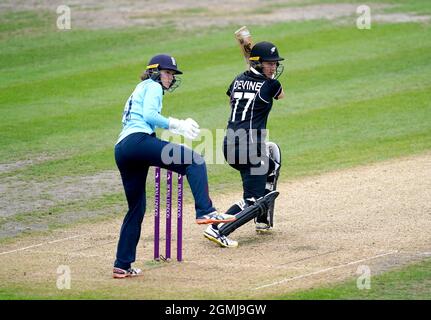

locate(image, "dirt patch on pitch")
[[0, 152, 430, 298], [3, 0, 428, 30], [0, 170, 124, 238], [0, 155, 55, 174], [0, 171, 122, 218]]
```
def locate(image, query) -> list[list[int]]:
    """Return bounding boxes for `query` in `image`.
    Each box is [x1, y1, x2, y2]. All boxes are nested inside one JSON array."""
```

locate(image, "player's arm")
[[226, 80, 235, 105], [276, 88, 285, 100], [273, 82, 285, 100], [141, 82, 169, 129]]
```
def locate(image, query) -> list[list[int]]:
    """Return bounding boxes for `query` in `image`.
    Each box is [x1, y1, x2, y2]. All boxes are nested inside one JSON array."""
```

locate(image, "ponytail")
[[140, 70, 150, 81]]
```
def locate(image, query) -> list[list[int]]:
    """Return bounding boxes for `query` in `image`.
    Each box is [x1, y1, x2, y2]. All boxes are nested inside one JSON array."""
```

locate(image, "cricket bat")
[[234, 26, 253, 67]]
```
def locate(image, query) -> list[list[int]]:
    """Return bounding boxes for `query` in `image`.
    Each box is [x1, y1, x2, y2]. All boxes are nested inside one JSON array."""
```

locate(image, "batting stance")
[[204, 41, 285, 248], [113, 54, 236, 278]]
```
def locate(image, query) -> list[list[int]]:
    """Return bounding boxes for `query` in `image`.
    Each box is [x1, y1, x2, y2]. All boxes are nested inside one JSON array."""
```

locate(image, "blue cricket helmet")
[[146, 54, 183, 74]]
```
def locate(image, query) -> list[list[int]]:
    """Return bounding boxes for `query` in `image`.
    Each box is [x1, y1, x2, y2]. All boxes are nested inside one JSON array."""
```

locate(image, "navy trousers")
[[114, 132, 215, 269], [222, 138, 275, 224], [223, 137, 273, 202]]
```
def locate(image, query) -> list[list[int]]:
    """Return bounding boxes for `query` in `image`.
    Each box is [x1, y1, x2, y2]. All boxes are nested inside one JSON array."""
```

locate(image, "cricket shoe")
[[112, 267, 143, 279], [196, 211, 236, 225], [255, 222, 271, 233], [203, 225, 238, 248]]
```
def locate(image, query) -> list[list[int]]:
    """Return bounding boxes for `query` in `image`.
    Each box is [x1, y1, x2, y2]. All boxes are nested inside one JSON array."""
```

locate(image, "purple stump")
[[165, 170, 172, 260], [177, 173, 183, 262], [154, 167, 161, 261]]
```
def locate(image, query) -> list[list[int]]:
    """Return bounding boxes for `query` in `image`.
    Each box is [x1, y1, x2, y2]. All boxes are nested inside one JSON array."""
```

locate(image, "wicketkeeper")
[[113, 54, 236, 278]]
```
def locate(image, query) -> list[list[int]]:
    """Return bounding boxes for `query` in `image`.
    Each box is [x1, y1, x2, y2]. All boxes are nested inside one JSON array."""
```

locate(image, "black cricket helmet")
[[144, 54, 182, 92], [249, 41, 284, 79]]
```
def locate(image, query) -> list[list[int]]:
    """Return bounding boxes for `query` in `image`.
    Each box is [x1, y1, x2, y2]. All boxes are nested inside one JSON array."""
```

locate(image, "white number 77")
[[232, 92, 256, 121]]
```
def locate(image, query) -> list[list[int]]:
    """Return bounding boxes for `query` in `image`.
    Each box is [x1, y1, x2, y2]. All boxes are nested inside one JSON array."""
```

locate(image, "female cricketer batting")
[[203, 42, 285, 248], [113, 54, 236, 278]]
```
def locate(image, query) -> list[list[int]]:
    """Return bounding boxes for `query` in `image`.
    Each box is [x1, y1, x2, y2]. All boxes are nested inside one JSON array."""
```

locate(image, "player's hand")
[[169, 117, 200, 140], [182, 118, 200, 139]]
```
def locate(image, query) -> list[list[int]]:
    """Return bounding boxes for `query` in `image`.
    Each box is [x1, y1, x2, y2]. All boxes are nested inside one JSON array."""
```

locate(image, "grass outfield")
[[1, 8, 431, 182], [0, 257, 430, 300], [274, 258, 431, 300], [1, 0, 430, 299]]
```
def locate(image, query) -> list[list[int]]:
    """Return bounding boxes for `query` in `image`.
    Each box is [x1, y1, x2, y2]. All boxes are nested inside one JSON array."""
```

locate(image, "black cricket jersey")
[[226, 70, 282, 134]]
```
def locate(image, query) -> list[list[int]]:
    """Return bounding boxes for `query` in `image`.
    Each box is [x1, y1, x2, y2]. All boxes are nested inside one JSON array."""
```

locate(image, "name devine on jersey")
[[233, 80, 264, 91]]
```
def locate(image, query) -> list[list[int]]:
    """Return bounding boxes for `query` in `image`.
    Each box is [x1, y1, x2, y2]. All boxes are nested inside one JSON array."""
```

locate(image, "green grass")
[[0, 285, 119, 300], [248, 0, 431, 14], [0, 192, 124, 228], [274, 258, 431, 299], [2, 20, 431, 179], [1, 257, 430, 300]]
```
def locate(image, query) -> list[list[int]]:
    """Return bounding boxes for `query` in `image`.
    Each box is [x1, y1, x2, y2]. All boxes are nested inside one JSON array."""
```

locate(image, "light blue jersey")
[[116, 79, 170, 144]]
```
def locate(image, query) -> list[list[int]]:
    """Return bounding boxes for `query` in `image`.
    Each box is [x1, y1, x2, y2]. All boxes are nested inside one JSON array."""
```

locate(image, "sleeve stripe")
[[274, 85, 283, 99]]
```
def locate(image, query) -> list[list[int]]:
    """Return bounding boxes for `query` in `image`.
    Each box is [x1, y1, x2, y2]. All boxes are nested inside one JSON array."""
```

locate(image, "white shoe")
[[196, 211, 236, 225], [203, 225, 238, 248], [255, 222, 271, 233], [113, 267, 143, 279]]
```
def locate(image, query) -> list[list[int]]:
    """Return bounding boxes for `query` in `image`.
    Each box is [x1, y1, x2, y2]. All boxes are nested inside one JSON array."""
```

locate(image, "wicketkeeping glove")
[[168, 117, 200, 140]]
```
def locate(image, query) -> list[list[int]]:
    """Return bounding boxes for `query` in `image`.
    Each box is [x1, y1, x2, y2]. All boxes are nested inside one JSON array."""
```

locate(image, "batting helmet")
[[248, 42, 284, 80], [249, 41, 284, 63]]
